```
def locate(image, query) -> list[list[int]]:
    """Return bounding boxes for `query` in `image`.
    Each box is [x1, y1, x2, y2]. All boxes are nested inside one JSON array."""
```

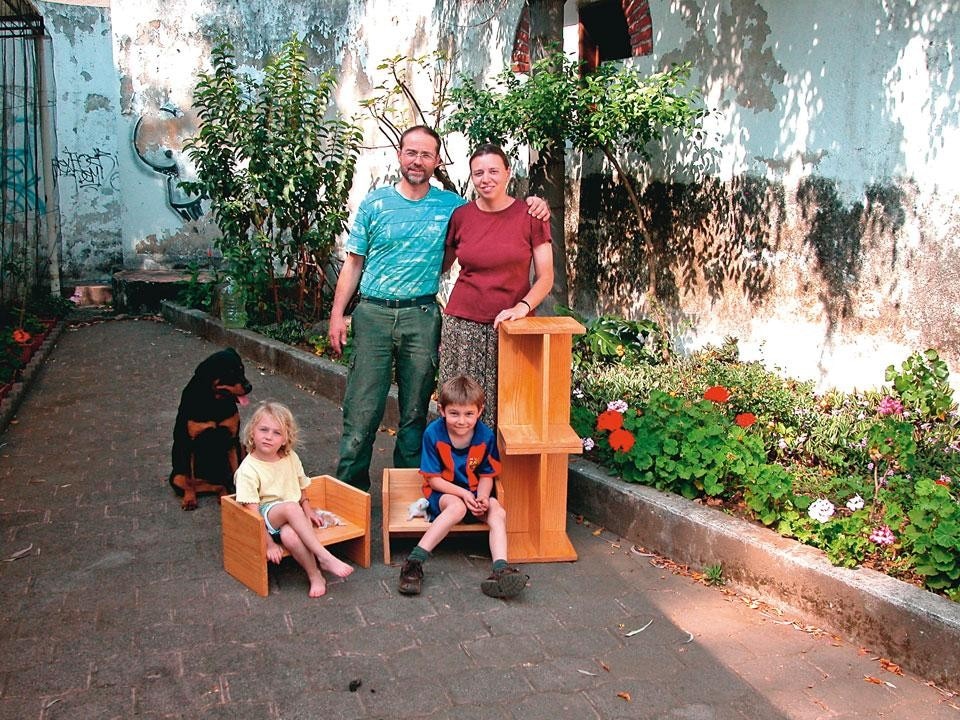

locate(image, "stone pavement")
[[0, 317, 957, 720]]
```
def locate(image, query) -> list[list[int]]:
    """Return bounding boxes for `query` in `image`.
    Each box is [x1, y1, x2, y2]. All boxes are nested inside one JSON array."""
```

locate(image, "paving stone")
[[0, 317, 956, 718]]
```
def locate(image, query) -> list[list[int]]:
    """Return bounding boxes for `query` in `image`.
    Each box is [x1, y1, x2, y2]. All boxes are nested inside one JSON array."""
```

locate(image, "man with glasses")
[[328, 125, 548, 491]]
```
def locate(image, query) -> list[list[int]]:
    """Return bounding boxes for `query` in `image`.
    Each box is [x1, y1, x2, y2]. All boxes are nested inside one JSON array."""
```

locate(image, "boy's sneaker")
[[480, 567, 529, 598], [398, 559, 424, 595]]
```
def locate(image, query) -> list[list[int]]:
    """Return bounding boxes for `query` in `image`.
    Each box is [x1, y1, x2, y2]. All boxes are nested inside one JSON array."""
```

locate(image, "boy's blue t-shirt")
[[346, 185, 466, 300], [419, 416, 501, 501]]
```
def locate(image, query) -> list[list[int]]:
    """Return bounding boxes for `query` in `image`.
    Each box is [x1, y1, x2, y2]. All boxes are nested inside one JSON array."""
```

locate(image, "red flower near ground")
[[703, 385, 730, 403], [608, 428, 635, 453], [735, 412, 757, 428], [596, 409, 623, 432], [12, 328, 31, 344]]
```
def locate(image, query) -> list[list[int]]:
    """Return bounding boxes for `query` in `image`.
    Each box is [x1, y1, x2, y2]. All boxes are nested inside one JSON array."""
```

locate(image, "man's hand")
[[327, 313, 349, 357], [525, 195, 551, 221]]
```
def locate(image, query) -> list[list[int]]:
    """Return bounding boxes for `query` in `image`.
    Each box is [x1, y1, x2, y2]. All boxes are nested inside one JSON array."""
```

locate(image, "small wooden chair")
[[381, 467, 503, 564], [221, 474, 370, 596]]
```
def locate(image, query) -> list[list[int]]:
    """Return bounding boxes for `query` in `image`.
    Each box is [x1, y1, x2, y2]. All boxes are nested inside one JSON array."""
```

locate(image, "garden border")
[[160, 301, 960, 691], [0, 321, 67, 436]]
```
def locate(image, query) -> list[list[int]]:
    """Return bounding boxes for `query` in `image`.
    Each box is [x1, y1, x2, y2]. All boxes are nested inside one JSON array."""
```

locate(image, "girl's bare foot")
[[318, 554, 354, 578], [308, 575, 327, 597]]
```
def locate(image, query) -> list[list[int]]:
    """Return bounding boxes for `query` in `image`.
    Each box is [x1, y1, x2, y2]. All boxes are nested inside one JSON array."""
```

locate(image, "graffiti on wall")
[[133, 102, 202, 222], [52, 146, 120, 192], [3, 147, 46, 223]]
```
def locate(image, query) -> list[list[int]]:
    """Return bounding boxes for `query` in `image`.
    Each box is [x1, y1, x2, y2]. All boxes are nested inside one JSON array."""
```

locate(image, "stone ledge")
[[160, 300, 960, 692]]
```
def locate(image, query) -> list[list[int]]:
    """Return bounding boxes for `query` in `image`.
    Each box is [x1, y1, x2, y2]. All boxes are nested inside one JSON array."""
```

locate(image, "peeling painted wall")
[[37, 1, 123, 280], [37, 0, 524, 277], [33, 0, 960, 391], [573, 0, 960, 391]]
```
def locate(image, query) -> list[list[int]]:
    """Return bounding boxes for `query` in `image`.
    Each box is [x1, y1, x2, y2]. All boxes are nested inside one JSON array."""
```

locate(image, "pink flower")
[[869, 525, 896, 546], [877, 396, 904, 416]]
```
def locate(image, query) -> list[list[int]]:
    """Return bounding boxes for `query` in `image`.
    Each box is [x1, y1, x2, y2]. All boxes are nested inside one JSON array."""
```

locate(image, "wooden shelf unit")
[[496, 316, 585, 563]]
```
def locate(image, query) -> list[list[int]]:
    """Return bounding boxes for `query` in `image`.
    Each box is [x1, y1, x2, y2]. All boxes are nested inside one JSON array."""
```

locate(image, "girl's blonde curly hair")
[[242, 401, 299, 456]]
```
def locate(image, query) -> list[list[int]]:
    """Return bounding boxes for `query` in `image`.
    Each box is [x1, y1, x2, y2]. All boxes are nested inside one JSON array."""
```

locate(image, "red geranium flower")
[[596, 409, 623, 432], [703, 385, 730, 403], [735, 412, 757, 428], [608, 428, 635, 453], [12, 328, 31, 344]]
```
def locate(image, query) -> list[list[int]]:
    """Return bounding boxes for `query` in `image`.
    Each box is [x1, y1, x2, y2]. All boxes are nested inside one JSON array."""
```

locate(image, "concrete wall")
[[35, 0, 524, 283], [32, 0, 960, 392], [571, 0, 960, 392], [38, 0, 123, 280]]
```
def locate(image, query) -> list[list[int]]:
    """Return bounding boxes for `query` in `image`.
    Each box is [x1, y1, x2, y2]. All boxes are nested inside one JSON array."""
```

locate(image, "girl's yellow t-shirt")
[[234, 451, 310, 505]]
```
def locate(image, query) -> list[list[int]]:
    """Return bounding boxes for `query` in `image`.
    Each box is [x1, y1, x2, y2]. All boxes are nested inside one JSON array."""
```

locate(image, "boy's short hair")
[[438, 374, 485, 409], [242, 400, 299, 456]]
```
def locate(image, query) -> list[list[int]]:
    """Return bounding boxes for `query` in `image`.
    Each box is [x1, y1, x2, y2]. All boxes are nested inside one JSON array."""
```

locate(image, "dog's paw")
[[407, 497, 429, 520]]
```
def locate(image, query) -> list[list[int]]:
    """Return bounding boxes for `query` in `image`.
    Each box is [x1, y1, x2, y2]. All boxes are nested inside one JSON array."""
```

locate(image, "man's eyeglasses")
[[401, 149, 438, 162]]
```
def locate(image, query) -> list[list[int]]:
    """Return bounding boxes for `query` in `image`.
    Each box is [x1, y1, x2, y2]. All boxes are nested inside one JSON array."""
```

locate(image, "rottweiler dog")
[[169, 347, 252, 510]]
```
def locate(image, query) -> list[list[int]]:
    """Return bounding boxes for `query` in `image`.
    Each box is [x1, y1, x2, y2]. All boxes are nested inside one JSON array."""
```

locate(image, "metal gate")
[[1, 0, 58, 304]]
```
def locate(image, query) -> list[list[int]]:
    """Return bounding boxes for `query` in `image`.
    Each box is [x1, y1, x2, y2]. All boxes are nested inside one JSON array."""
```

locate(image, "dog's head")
[[195, 347, 253, 406]]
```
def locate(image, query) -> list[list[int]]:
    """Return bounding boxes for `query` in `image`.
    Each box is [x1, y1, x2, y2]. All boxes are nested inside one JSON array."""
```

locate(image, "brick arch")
[[511, 0, 653, 74]]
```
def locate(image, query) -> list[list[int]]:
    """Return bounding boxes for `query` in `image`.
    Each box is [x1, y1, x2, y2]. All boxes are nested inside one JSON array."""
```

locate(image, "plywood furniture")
[[497, 316, 586, 563], [221, 474, 371, 596], [381, 467, 504, 565]]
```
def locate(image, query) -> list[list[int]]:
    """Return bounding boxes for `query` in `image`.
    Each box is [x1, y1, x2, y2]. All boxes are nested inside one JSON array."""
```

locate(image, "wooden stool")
[[221, 474, 370, 596]]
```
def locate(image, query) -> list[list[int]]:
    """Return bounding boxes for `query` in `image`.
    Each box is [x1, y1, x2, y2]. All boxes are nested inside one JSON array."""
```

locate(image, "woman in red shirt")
[[440, 144, 554, 427]]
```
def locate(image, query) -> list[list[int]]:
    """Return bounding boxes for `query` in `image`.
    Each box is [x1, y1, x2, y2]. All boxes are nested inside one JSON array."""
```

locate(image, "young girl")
[[234, 401, 353, 597]]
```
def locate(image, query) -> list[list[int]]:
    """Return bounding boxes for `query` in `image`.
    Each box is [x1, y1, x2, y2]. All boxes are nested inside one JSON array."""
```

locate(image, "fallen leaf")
[[624, 619, 653, 636], [879, 658, 903, 676], [592, 527, 604, 536], [5, 544, 32, 561], [617, 692, 631, 702], [598, 660, 610, 672], [864, 675, 884, 685]]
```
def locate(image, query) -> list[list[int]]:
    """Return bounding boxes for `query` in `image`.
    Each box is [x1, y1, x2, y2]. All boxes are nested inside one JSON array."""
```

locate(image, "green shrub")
[[573, 334, 960, 600]]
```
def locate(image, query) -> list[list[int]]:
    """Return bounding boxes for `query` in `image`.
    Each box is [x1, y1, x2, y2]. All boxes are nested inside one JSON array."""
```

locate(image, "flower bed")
[[568, 315, 960, 601]]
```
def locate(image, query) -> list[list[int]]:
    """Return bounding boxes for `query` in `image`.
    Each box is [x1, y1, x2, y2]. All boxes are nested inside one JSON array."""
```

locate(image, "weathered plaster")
[[38, 0, 123, 280]]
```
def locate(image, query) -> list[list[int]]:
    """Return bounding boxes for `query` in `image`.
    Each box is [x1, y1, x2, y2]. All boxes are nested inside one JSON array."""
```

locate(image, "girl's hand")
[[266, 541, 284, 564], [475, 496, 490, 514]]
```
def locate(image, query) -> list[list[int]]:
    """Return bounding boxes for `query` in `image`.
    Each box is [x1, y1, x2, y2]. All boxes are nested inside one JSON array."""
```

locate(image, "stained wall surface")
[[31, 0, 960, 391]]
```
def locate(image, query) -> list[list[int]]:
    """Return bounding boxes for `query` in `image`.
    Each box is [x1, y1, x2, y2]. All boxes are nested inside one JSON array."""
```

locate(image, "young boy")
[[398, 374, 528, 598]]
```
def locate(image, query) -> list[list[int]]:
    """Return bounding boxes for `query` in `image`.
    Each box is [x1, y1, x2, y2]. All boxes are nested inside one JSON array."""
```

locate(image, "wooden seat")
[[381, 467, 502, 565], [221, 474, 370, 596]]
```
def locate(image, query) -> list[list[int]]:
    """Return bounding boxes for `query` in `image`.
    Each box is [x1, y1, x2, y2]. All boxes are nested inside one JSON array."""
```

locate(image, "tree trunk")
[[527, 0, 567, 312]]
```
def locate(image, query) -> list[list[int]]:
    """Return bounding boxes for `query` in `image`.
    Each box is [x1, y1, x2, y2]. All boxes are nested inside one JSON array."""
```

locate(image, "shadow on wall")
[[572, 173, 784, 312], [572, 173, 909, 337], [796, 177, 906, 331]]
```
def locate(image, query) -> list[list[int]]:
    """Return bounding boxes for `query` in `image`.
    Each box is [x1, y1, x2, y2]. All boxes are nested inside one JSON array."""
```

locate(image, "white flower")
[[777, 438, 788, 450], [572, 387, 584, 399], [845, 494, 864, 512], [808, 498, 836, 523], [582, 437, 595, 452], [607, 399, 628, 413]]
